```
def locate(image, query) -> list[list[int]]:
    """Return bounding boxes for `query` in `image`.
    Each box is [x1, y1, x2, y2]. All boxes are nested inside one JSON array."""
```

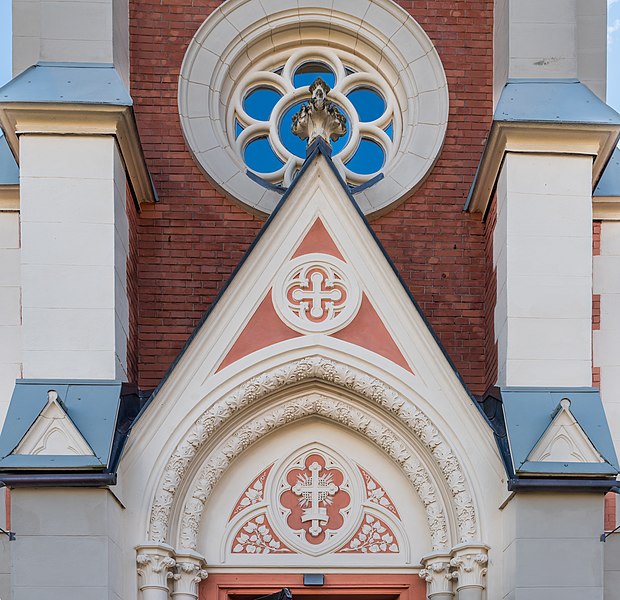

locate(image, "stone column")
[[172, 553, 208, 600], [419, 552, 455, 600], [136, 543, 176, 600], [449, 545, 488, 600]]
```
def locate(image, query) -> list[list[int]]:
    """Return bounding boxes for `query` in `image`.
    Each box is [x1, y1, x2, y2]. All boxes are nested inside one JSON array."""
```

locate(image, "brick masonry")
[[129, 0, 493, 393]]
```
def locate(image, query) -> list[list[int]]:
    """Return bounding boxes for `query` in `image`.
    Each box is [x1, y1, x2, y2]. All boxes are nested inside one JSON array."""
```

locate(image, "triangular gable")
[[218, 217, 411, 373], [527, 398, 603, 464], [137, 140, 488, 433], [14, 390, 94, 456]]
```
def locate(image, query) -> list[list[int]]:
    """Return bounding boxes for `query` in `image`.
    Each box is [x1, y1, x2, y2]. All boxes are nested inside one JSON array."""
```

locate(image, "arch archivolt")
[[148, 356, 478, 553]]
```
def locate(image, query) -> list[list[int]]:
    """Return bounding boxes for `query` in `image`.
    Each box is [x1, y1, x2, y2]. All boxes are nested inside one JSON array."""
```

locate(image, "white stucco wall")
[[12, 0, 129, 86], [19, 135, 128, 380], [493, 0, 606, 100], [594, 222, 620, 455], [502, 492, 605, 599], [494, 152, 593, 387], [0, 209, 21, 426]]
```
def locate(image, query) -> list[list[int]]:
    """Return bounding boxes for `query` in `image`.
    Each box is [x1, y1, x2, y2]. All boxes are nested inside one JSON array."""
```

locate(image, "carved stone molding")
[[449, 544, 489, 592], [172, 553, 208, 600], [136, 543, 177, 598], [148, 357, 477, 551], [419, 552, 456, 599], [179, 394, 449, 551]]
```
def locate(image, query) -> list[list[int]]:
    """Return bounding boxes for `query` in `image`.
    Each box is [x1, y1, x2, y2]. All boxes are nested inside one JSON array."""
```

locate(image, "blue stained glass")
[[347, 87, 385, 122], [293, 62, 336, 88], [243, 86, 282, 121], [244, 137, 284, 173], [279, 101, 351, 158], [384, 122, 393, 140], [235, 120, 244, 139], [345, 138, 384, 175]]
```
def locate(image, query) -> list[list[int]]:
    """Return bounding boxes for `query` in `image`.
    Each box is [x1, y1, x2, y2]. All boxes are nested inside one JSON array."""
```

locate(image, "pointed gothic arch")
[[147, 356, 480, 555]]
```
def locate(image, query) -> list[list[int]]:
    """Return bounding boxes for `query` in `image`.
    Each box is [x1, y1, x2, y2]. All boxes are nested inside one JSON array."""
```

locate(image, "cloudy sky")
[[0, 3, 618, 114]]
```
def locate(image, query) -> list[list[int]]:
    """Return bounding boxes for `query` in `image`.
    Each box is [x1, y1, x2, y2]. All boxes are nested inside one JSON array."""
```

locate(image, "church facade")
[[0, 0, 620, 598]]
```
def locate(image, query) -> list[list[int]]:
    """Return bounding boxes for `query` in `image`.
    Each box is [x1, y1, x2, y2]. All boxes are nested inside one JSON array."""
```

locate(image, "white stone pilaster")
[[19, 135, 129, 380], [419, 552, 455, 600], [449, 544, 488, 600], [494, 153, 593, 387], [172, 553, 208, 600], [136, 543, 176, 600]]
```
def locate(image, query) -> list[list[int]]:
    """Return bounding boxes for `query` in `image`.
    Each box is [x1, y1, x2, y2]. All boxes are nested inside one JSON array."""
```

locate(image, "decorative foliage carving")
[[338, 513, 399, 553], [359, 467, 399, 517], [419, 553, 456, 597], [136, 546, 177, 592], [178, 394, 449, 550], [229, 464, 273, 521], [232, 514, 294, 554], [450, 547, 489, 590], [148, 357, 477, 551]]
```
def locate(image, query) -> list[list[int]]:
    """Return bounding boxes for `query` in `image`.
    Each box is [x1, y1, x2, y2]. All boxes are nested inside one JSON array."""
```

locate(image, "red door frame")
[[200, 573, 425, 600]]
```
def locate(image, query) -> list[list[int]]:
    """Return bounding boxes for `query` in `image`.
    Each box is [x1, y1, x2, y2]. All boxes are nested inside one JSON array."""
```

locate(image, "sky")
[[0, 3, 618, 113]]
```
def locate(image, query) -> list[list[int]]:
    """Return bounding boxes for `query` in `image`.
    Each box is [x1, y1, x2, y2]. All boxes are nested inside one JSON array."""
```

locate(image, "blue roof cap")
[[594, 146, 620, 197], [501, 387, 619, 476], [0, 380, 122, 470], [495, 80, 620, 125], [0, 131, 18, 185], [0, 62, 132, 106]]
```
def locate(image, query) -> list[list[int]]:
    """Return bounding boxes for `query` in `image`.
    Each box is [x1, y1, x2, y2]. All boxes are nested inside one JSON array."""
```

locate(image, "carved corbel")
[[172, 552, 208, 600], [419, 552, 456, 599], [449, 544, 489, 599], [136, 543, 176, 600]]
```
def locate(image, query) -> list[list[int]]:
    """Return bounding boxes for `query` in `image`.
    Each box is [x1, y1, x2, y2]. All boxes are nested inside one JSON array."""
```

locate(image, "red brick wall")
[[483, 193, 498, 392], [130, 0, 493, 392], [126, 185, 140, 385]]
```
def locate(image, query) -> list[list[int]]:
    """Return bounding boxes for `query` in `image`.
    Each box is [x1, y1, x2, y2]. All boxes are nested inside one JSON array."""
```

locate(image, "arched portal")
[[135, 357, 491, 600]]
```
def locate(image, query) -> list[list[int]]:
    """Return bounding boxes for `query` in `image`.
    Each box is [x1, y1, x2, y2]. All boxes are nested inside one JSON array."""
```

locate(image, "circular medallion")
[[272, 253, 361, 334]]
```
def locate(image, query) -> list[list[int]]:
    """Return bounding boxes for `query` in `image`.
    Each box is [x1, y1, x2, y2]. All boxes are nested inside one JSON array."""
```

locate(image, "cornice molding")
[[466, 120, 620, 219], [0, 185, 19, 211], [0, 102, 156, 209]]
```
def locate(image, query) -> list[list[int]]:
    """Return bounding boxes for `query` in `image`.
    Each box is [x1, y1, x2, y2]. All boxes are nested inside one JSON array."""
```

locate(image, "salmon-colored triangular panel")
[[292, 218, 345, 260], [333, 294, 413, 373], [217, 293, 301, 372]]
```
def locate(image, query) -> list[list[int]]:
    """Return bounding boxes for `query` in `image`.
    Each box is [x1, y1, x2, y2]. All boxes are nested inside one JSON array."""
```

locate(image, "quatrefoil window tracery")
[[232, 49, 399, 189]]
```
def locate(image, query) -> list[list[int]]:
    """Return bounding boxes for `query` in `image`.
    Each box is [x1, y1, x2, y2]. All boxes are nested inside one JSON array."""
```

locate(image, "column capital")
[[419, 552, 456, 598], [172, 552, 208, 600], [449, 544, 489, 592], [136, 543, 177, 593]]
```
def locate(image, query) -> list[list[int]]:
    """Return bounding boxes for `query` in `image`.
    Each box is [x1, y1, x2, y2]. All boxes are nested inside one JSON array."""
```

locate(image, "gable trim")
[[132, 141, 489, 431]]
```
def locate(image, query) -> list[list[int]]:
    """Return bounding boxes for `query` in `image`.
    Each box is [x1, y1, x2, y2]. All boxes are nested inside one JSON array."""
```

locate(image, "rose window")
[[179, 0, 449, 215], [232, 50, 398, 189]]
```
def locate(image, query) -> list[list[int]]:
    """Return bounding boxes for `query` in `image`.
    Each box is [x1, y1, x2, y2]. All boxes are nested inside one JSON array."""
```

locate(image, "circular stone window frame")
[[179, 0, 449, 217]]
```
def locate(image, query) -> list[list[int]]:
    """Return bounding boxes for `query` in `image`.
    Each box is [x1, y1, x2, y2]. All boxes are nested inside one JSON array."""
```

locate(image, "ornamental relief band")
[[148, 357, 478, 552]]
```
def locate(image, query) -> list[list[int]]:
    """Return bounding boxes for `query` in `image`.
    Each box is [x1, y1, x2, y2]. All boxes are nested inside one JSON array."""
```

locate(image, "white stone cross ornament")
[[292, 461, 339, 536], [292, 271, 343, 320]]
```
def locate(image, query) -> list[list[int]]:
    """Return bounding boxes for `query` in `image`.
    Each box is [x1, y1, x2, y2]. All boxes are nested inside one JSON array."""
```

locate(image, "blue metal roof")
[[0, 62, 132, 106], [0, 131, 18, 185], [495, 79, 620, 125], [594, 146, 620, 197], [501, 387, 619, 476], [0, 380, 122, 470]]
